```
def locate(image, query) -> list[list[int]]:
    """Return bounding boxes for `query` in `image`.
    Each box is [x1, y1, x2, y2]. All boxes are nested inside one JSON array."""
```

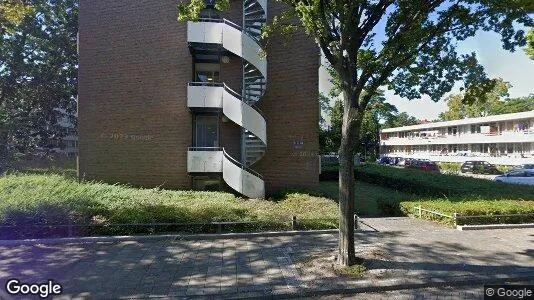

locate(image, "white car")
[[494, 170, 534, 186]]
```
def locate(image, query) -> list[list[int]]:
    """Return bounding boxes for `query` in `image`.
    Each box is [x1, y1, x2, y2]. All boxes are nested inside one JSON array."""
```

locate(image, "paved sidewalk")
[[0, 217, 533, 299]]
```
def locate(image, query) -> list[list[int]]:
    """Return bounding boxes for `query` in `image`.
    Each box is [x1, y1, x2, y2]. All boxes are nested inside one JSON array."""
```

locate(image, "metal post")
[[454, 213, 459, 227], [68, 219, 73, 238], [354, 215, 359, 230], [292, 216, 297, 230]]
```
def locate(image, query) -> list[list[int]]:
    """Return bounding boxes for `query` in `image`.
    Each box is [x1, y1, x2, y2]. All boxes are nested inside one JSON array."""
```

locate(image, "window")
[[193, 176, 222, 191], [195, 115, 219, 147], [194, 63, 220, 83]]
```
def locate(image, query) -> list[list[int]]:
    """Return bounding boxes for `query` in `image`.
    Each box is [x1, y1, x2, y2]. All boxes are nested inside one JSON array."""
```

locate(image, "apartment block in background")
[[380, 111, 534, 165]]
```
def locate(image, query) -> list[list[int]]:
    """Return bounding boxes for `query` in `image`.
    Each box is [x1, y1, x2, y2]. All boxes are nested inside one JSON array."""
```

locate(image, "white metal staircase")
[[186, 0, 267, 198]]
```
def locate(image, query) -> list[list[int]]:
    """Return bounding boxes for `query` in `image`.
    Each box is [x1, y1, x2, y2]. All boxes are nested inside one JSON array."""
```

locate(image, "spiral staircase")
[[186, 0, 267, 198]]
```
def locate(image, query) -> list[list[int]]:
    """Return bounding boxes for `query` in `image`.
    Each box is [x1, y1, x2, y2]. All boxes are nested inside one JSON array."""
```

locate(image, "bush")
[[353, 164, 534, 200], [0, 174, 339, 239], [439, 162, 461, 174], [400, 200, 534, 226]]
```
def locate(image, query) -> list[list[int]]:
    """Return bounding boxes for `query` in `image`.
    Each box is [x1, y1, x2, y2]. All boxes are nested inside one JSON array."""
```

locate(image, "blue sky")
[[319, 30, 534, 120]]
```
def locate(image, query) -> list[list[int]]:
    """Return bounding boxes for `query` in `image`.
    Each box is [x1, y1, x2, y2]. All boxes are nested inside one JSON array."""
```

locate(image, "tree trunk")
[[338, 140, 356, 266], [337, 90, 363, 266]]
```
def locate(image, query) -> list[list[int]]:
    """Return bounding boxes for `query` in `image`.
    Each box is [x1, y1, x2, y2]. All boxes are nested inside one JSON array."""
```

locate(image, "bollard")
[[418, 206, 422, 218], [292, 216, 297, 230], [354, 215, 359, 230], [67, 219, 73, 238], [454, 213, 459, 228]]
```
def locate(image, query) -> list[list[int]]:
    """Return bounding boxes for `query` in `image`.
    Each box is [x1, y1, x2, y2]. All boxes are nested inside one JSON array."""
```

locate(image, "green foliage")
[[400, 200, 534, 226], [177, 0, 230, 21], [526, 29, 534, 60], [353, 164, 534, 200], [440, 78, 534, 121], [0, 174, 339, 238], [382, 112, 419, 129], [319, 181, 417, 217], [0, 0, 34, 33], [334, 264, 367, 278], [319, 89, 399, 159], [438, 162, 461, 174], [0, 0, 78, 155]]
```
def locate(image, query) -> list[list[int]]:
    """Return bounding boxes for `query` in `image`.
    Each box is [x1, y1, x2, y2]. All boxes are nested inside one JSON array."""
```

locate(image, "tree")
[[0, 0, 34, 34], [526, 29, 534, 60], [439, 78, 510, 120], [495, 95, 534, 114], [178, 0, 533, 266], [383, 112, 419, 129], [439, 79, 534, 121], [0, 0, 78, 157]]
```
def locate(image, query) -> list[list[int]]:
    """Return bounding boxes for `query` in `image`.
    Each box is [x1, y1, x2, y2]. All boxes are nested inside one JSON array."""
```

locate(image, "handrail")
[[223, 148, 264, 179], [223, 83, 243, 100], [188, 147, 223, 151], [188, 82, 223, 87], [196, 17, 242, 31]]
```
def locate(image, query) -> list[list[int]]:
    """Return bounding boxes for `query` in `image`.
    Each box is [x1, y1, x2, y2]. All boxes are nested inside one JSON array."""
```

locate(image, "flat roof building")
[[380, 111, 534, 165], [78, 0, 320, 198]]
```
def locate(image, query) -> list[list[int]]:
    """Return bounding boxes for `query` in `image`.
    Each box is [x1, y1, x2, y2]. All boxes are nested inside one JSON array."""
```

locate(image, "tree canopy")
[[439, 78, 534, 121], [0, 0, 34, 34], [0, 0, 78, 156], [526, 29, 534, 60]]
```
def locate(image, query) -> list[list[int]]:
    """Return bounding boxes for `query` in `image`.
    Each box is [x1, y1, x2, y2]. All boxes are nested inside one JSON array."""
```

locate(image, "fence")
[[0, 216, 344, 240], [413, 205, 534, 227], [0, 215, 374, 240]]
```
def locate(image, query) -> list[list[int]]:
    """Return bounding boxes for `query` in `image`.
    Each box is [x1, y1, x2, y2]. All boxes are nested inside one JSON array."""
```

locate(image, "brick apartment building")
[[78, 0, 320, 198]]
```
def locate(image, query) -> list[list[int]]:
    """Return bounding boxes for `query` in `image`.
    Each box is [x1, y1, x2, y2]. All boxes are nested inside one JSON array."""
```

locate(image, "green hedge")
[[0, 174, 338, 239], [354, 164, 534, 200], [400, 200, 534, 226]]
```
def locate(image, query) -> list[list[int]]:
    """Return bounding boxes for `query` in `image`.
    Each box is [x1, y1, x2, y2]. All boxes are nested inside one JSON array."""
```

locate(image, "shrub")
[[439, 162, 461, 174], [400, 200, 534, 226], [353, 164, 534, 200], [0, 174, 338, 239]]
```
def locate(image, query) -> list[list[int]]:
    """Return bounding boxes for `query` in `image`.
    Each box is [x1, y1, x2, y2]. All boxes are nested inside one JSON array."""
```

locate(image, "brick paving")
[[0, 217, 533, 299]]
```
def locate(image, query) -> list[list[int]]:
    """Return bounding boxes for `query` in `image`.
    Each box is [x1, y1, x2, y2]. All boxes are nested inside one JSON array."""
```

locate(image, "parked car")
[[419, 161, 440, 172], [494, 170, 534, 186], [377, 156, 391, 165], [406, 159, 439, 172], [395, 157, 406, 166], [404, 158, 416, 168], [511, 164, 534, 171], [460, 161, 499, 174]]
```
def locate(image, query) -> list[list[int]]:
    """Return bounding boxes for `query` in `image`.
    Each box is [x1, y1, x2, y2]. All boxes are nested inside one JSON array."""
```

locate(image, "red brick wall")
[[254, 2, 320, 194], [78, 0, 192, 189], [78, 0, 319, 194]]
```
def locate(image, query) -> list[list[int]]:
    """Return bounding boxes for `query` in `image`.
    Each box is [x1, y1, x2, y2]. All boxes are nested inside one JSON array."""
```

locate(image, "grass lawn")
[[319, 181, 418, 217], [0, 174, 338, 239], [321, 164, 534, 225]]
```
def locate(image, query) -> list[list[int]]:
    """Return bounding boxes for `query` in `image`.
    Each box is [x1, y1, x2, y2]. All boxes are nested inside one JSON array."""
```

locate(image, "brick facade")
[[78, 0, 320, 195]]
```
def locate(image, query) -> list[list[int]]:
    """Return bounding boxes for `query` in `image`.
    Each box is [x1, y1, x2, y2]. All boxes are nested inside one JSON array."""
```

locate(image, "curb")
[[457, 223, 534, 230], [0, 229, 339, 246], [119, 272, 534, 300]]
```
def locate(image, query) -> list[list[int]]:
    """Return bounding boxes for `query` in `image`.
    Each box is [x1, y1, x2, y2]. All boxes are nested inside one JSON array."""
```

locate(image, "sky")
[[319, 30, 534, 121]]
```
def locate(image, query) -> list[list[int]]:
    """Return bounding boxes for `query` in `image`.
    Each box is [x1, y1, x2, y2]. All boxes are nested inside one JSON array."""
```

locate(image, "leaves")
[[438, 78, 534, 121], [0, 0, 34, 33], [0, 0, 78, 154], [526, 29, 534, 60]]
